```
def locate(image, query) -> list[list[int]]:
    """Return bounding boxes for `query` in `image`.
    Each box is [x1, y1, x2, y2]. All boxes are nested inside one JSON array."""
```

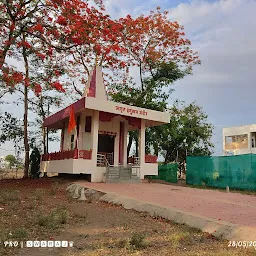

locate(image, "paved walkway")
[[76, 182, 256, 227]]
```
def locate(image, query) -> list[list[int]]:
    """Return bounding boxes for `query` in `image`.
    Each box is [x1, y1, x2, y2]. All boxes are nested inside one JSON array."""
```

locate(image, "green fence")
[[147, 163, 178, 183], [186, 154, 256, 190]]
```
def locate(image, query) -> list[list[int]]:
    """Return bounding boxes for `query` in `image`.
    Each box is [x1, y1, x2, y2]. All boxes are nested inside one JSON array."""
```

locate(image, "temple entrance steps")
[[105, 165, 141, 183]]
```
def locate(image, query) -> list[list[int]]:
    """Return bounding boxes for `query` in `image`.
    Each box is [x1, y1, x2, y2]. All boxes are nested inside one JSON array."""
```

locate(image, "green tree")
[[5, 154, 17, 169], [29, 147, 41, 179], [109, 61, 187, 156], [0, 112, 23, 156], [157, 101, 214, 174], [110, 63, 214, 174]]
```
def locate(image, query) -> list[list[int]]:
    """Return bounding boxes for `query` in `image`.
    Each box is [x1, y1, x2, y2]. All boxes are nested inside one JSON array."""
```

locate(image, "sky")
[[104, 0, 256, 155], [1, 0, 256, 156]]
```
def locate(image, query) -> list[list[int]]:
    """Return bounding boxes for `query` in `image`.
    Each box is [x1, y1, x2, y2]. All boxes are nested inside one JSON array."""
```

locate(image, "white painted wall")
[[40, 159, 105, 182], [62, 109, 94, 151], [40, 159, 75, 174], [80, 109, 93, 150], [40, 157, 158, 181], [86, 97, 170, 125], [42, 114, 159, 181], [99, 115, 126, 134], [139, 119, 146, 168], [140, 163, 158, 178], [99, 115, 129, 166]]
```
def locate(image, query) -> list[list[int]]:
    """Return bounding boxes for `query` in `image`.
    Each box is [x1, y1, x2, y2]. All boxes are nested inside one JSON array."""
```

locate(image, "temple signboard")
[[115, 105, 148, 116]]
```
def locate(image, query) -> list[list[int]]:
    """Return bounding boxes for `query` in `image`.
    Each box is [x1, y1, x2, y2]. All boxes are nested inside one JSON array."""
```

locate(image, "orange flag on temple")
[[68, 105, 76, 134]]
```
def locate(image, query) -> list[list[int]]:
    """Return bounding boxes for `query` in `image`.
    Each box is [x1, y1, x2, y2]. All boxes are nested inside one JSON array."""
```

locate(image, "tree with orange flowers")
[[0, 2, 201, 177], [119, 8, 200, 89], [110, 8, 201, 157], [0, 0, 107, 177]]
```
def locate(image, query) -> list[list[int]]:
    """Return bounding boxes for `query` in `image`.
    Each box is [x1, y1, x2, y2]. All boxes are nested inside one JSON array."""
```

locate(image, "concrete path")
[[76, 182, 256, 240]]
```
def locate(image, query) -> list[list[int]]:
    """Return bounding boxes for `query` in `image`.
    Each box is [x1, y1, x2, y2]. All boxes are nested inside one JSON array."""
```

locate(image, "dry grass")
[[0, 178, 255, 256], [0, 169, 24, 179], [0, 169, 58, 180]]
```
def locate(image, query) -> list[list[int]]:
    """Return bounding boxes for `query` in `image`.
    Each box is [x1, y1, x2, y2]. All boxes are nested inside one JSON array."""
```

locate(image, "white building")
[[40, 67, 170, 182], [223, 124, 256, 155]]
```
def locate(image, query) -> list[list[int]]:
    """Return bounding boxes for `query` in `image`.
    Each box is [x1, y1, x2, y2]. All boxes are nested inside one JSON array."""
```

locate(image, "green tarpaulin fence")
[[186, 154, 256, 190], [147, 163, 178, 183]]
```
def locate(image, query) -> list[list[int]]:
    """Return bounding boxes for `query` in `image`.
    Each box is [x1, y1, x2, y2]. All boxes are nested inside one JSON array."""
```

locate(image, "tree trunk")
[[0, 48, 8, 69], [139, 63, 144, 91], [135, 137, 139, 157], [40, 96, 47, 154], [22, 38, 30, 178], [0, 45, 11, 69], [42, 127, 46, 154], [127, 134, 133, 157], [23, 84, 29, 178], [46, 102, 50, 153], [0, 31, 14, 69], [153, 144, 158, 157], [164, 151, 169, 164]]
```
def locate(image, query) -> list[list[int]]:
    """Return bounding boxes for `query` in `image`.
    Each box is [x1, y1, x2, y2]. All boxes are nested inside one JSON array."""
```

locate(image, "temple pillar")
[[139, 119, 145, 177], [78, 112, 85, 150], [91, 110, 99, 166], [123, 121, 128, 166], [114, 128, 119, 166]]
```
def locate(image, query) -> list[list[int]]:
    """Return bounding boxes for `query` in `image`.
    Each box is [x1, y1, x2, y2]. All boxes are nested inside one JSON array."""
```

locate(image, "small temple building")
[[40, 67, 170, 182]]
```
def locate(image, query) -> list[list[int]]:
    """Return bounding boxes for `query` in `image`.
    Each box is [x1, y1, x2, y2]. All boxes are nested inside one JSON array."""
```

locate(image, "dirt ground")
[[0, 178, 255, 256]]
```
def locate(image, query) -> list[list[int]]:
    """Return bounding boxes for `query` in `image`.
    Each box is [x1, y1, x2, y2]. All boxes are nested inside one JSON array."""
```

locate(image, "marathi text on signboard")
[[115, 106, 147, 116]]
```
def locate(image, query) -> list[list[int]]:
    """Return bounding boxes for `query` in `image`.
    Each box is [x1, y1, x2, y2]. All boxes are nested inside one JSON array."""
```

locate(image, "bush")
[[29, 147, 41, 178], [54, 207, 68, 224], [37, 215, 54, 228], [37, 207, 68, 229], [10, 228, 28, 239], [129, 232, 146, 249]]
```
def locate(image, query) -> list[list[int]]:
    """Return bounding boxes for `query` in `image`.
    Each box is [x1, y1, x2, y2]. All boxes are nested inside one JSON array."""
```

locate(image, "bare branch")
[[76, 49, 90, 76], [0, 90, 8, 99], [72, 82, 83, 96]]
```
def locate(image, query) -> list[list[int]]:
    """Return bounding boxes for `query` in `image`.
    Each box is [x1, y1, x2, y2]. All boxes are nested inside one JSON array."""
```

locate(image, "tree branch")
[[0, 90, 8, 99], [76, 49, 90, 76], [72, 82, 83, 96]]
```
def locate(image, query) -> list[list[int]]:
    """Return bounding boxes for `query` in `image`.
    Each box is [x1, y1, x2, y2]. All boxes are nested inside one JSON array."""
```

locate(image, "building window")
[[225, 134, 248, 150], [85, 116, 92, 132], [71, 134, 75, 150], [252, 132, 256, 148]]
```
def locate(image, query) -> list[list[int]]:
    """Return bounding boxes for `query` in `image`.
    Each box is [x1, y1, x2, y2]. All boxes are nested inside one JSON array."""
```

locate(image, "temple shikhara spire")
[[83, 67, 108, 101]]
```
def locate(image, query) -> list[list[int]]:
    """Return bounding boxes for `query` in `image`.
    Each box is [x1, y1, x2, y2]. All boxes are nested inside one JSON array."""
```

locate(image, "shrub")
[[11, 228, 28, 239], [37, 215, 54, 228], [54, 207, 68, 224], [129, 232, 146, 249], [37, 206, 68, 229]]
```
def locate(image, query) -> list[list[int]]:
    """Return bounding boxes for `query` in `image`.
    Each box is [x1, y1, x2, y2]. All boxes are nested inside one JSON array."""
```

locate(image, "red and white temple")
[[40, 67, 170, 182]]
